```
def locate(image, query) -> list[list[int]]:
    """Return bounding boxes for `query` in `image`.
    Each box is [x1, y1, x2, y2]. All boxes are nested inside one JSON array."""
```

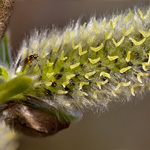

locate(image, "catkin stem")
[[0, 0, 16, 42]]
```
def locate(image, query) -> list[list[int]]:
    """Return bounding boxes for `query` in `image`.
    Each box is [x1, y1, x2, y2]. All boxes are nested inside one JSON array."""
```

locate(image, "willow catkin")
[[11, 6, 150, 117], [1, 6, 150, 137]]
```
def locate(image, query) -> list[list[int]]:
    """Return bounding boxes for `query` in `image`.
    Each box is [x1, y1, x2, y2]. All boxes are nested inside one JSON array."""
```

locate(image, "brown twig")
[[0, 0, 16, 42]]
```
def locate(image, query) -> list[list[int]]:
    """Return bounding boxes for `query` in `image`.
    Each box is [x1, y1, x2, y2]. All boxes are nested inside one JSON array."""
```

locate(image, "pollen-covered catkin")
[[14, 7, 150, 115]]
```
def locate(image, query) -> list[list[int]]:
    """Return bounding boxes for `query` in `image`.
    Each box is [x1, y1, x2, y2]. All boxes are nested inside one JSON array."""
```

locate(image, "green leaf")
[[3, 35, 11, 66], [0, 76, 32, 103], [0, 66, 8, 80], [0, 35, 11, 66], [0, 39, 5, 63]]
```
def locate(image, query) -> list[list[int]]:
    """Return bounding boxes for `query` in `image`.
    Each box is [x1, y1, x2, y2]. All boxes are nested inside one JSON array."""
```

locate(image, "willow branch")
[[0, 0, 16, 42]]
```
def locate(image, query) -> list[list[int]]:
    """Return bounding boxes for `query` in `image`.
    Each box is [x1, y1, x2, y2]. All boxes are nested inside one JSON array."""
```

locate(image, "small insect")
[[24, 54, 38, 65], [51, 80, 57, 87]]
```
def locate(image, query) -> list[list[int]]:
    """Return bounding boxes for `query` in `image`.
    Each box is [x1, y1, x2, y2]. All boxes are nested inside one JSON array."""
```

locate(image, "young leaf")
[[0, 76, 32, 103], [0, 35, 11, 66], [0, 66, 8, 80]]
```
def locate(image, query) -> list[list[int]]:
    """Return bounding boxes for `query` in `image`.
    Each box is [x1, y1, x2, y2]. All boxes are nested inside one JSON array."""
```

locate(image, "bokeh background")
[[8, 0, 150, 150]]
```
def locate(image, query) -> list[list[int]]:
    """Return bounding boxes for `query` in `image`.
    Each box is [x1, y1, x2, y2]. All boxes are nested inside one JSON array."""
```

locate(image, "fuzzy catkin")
[[13, 7, 150, 115]]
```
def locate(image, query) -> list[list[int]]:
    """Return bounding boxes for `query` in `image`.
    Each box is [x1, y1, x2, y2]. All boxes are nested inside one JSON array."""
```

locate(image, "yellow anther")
[[97, 79, 108, 89], [131, 84, 142, 96], [60, 51, 68, 61], [79, 44, 87, 56], [52, 44, 59, 52], [112, 36, 125, 47], [120, 66, 131, 73], [110, 21, 114, 30], [79, 82, 89, 90], [100, 72, 111, 79], [83, 92, 88, 96], [115, 81, 131, 90], [70, 62, 80, 69], [47, 60, 54, 67], [137, 74, 142, 83], [72, 40, 80, 50], [148, 53, 150, 63], [64, 30, 71, 44], [123, 26, 134, 36], [142, 62, 150, 71], [90, 43, 104, 52], [58, 90, 68, 94], [93, 91, 97, 98], [103, 17, 106, 25], [124, 10, 132, 22], [88, 57, 100, 64], [62, 81, 69, 88], [138, 9, 144, 20], [136, 73, 149, 83], [111, 16, 120, 29], [107, 55, 118, 61], [139, 29, 150, 38], [94, 27, 102, 34], [112, 91, 117, 97], [87, 36, 95, 45], [110, 16, 120, 30], [46, 72, 54, 78], [93, 17, 102, 34], [129, 37, 146, 46], [125, 51, 131, 62], [85, 71, 96, 79], [105, 30, 113, 40], [142, 10, 150, 20], [66, 74, 75, 80], [77, 91, 88, 97], [80, 23, 87, 39], [142, 62, 147, 71], [42, 53, 49, 58]]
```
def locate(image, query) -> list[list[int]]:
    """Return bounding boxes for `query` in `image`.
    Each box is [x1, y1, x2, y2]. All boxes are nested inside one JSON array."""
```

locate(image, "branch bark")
[[0, 0, 16, 42]]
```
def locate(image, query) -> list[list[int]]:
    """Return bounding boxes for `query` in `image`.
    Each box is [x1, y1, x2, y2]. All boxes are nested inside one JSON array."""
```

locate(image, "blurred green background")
[[8, 0, 150, 150]]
